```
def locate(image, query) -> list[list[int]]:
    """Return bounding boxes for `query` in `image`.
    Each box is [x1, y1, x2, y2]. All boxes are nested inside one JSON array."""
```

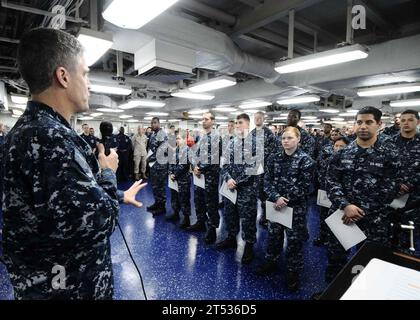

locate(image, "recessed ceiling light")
[[390, 98, 420, 107], [277, 95, 320, 105], [171, 90, 215, 100]]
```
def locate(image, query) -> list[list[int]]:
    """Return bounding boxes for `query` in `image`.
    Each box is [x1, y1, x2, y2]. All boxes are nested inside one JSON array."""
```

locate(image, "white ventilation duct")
[[89, 94, 117, 109], [103, 13, 420, 112], [0, 81, 7, 110], [103, 13, 281, 82], [134, 38, 196, 75]]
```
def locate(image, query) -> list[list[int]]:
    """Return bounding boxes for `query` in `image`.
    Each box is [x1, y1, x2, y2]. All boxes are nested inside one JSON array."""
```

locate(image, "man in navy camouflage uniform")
[[167, 132, 191, 229], [324, 106, 401, 283], [313, 128, 342, 246], [314, 123, 333, 161], [146, 117, 168, 216], [1, 28, 145, 300], [382, 113, 401, 136], [390, 110, 420, 256], [188, 112, 221, 245], [216, 114, 258, 264], [0, 122, 5, 230], [250, 111, 278, 228], [257, 127, 314, 291], [80, 123, 97, 153]]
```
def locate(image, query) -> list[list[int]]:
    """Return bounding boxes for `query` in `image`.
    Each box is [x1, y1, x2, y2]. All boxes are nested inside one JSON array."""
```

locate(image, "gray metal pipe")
[[1, 0, 89, 24]]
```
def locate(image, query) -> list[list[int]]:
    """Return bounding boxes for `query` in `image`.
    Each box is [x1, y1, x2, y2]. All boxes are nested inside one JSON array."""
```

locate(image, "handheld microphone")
[[99, 121, 114, 156]]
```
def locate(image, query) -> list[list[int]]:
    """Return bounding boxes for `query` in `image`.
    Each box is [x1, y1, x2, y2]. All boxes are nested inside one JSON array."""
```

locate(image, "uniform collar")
[[398, 132, 420, 141], [25, 100, 72, 129]]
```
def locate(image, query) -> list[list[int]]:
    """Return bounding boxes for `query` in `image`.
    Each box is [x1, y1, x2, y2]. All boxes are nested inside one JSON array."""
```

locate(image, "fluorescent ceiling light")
[[381, 116, 391, 119], [279, 113, 289, 117], [168, 119, 180, 122], [346, 109, 359, 113], [213, 106, 238, 112], [103, 0, 179, 30], [119, 99, 166, 109], [272, 122, 286, 126], [273, 117, 287, 120], [189, 115, 203, 119], [144, 117, 153, 120], [11, 94, 28, 104], [275, 44, 368, 74], [90, 83, 132, 96], [357, 82, 420, 97], [96, 108, 124, 113], [277, 95, 320, 105], [242, 109, 261, 113], [390, 98, 420, 107], [320, 108, 340, 114], [189, 75, 237, 93], [12, 109, 23, 116], [146, 112, 169, 116], [239, 101, 271, 109], [79, 116, 94, 120], [189, 109, 209, 115], [90, 113, 103, 117], [171, 90, 215, 100], [127, 119, 140, 123], [77, 28, 113, 66], [215, 116, 228, 120], [119, 115, 133, 119], [301, 116, 318, 120], [331, 117, 345, 121], [338, 113, 356, 117]]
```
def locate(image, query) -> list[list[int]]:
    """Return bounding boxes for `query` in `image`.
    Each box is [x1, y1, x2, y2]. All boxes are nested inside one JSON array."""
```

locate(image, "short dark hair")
[[401, 109, 419, 120], [324, 123, 333, 128], [335, 136, 350, 145], [17, 28, 83, 94], [236, 113, 250, 122], [356, 106, 382, 123], [170, 125, 175, 129], [228, 120, 235, 124], [151, 117, 160, 123], [82, 123, 88, 127], [289, 109, 301, 119]]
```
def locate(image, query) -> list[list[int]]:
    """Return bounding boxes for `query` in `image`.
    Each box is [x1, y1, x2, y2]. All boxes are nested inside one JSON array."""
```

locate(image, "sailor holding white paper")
[[390, 109, 420, 255], [314, 136, 350, 246], [188, 112, 222, 246], [256, 126, 314, 292], [216, 113, 258, 265], [167, 133, 191, 229], [323, 107, 401, 284]]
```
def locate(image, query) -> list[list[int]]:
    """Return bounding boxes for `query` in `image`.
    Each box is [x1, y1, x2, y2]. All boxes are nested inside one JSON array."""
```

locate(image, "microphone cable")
[[117, 222, 148, 300]]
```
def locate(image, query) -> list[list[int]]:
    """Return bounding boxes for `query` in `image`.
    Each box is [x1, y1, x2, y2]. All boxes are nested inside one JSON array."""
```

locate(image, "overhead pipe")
[[1, 0, 88, 24]]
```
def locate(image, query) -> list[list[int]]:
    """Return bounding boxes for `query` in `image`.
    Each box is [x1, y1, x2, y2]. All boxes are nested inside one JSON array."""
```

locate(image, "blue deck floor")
[[1, 182, 331, 300]]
